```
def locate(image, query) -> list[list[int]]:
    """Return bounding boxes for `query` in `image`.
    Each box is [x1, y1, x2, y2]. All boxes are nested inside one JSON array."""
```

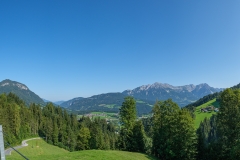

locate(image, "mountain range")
[[122, 82, 223, 107], [0, 79, 224, 115], [60, 82, 223, 115]]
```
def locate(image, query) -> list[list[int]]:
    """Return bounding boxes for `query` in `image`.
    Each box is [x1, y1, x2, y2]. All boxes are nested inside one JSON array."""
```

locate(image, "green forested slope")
[[185, 82, 240, 110], [0, 79, 45, 105], [64, 93, 154, 116], [0, 93, 117, 151]]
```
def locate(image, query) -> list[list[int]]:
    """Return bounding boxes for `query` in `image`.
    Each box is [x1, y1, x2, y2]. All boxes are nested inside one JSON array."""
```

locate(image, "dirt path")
[[5, 137, 40, 155]]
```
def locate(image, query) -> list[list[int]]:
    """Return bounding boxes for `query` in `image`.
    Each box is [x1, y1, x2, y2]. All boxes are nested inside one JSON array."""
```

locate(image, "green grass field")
[[6, 139, 156, 160], [194, 99, 219, 128]]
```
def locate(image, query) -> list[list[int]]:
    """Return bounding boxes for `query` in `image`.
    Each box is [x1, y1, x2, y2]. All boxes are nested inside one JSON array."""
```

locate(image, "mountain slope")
[[122, 82, 223, 107], [60, 97, 84, 108], [62, 93, 154, 116], [193, 99, 219, 128], [185, 83, 240, 109], [0, 79, 45, 105]]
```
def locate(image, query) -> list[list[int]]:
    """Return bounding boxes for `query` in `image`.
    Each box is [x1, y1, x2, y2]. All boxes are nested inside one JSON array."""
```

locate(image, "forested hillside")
[[0, 93, 117, 151], [196, 88, 240, 159], [185, 82, 240, 110], [0, 79, 45, 106], [63, 93, 154, 116]]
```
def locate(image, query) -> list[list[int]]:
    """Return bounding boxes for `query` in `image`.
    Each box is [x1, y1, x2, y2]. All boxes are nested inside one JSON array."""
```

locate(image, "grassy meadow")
[[6, 139, 156, 160], [194, 98, 219, 128]]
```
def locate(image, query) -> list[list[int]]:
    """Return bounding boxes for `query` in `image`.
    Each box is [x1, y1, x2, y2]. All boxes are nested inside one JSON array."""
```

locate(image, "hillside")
[[60, 97, 84, 108], [0, 79, 45, 105], [185, 82, 240, 109], [7, 139, 156, 160], [123, 82, 223, 107], [194, 99, 219, 128], [62, 93, 154, 116]]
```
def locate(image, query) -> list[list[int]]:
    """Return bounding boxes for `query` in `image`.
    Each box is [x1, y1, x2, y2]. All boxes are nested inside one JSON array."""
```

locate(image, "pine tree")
[[118, 96, 137, 151], [119, 96, 137, 130], [131, 120, 145, 152], [76, 127, 91, 150]]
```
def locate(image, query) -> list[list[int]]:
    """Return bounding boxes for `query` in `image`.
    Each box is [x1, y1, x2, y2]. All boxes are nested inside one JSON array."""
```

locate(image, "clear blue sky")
[[1, 0, 240, 101]]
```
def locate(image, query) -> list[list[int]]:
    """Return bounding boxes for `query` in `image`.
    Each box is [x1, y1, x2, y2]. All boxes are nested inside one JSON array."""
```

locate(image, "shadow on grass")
[[144, 154, 158, 160]]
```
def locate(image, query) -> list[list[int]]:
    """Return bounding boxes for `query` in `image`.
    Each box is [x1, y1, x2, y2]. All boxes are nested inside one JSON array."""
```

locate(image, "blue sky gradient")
[[1, 0, 240, 101]]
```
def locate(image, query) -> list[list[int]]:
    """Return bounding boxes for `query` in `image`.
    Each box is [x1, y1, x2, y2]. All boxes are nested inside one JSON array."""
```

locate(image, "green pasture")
[[194, 99, 219, 128], [7, 139, 156, 160]]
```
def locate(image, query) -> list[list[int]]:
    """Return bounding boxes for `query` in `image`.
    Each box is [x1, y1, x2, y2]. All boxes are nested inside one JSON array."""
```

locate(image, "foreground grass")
[[7, 139, 156, 160], [194, 99, 219, 128], [6, 139, 68, 160]]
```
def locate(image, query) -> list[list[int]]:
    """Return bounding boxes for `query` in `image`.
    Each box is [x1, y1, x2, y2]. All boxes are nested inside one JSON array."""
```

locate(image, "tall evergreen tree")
[[131, 120, 145, 152], [119, 96, 137, 130], [118, 96, 145, 152], [76, 127, 91, 150]]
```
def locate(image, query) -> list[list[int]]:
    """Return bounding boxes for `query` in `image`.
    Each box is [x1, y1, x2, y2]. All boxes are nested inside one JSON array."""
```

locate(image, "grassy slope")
[[6, 139, 68, 160], [194, 98, 219, 128], [7, 139, 156, 160]]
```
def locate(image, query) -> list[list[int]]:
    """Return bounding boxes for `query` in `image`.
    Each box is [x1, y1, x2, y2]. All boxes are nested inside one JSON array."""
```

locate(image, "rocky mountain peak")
[[0, 79, 29, 90], [122, 82, 224, 107], [0, 79, 44, 105]]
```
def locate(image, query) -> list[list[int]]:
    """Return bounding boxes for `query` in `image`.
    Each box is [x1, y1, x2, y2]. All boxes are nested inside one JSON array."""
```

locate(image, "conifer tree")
[[118, 96, 139, 151], [76, 127, 91, 150], [131, 120, 145, 152]]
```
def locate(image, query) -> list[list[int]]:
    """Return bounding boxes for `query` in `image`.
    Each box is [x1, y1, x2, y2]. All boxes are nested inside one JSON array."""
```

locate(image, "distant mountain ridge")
[[61, 97, 84, 108], [0, 79, 45, 105], [122, 82, 223, 107], [61, 93, 153, 116], [61, 82, 223, 115], [0, 79, 224, 115]]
